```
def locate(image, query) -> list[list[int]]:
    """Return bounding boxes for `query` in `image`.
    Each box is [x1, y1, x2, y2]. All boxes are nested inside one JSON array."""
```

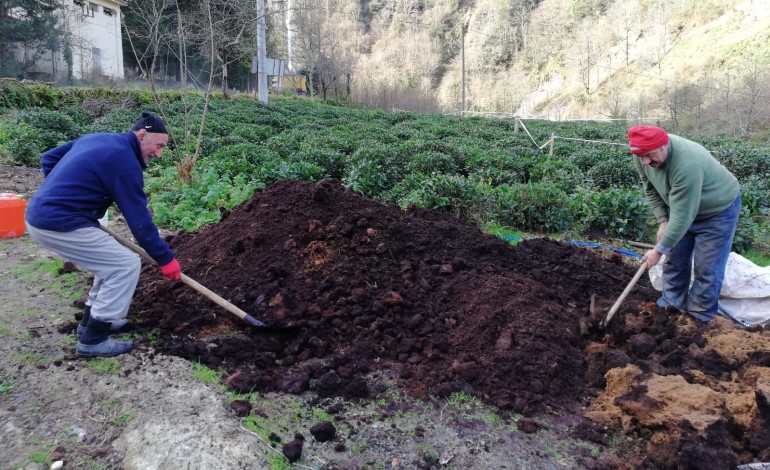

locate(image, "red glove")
[[160, 258, 181, 281]]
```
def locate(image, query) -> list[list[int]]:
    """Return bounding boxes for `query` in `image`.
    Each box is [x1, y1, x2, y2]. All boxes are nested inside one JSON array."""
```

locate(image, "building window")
[[92, 48, 102, 70], [103, 7, 115, 16], [88, 2, 99, 15]]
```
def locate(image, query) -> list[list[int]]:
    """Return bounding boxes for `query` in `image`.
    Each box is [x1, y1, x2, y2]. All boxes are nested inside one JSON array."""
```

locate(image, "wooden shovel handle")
[[99, 224, 265, 327], [600, 263, 647, 328]]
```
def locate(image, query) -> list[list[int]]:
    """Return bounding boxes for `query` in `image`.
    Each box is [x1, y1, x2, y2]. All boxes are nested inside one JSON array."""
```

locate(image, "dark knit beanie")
[[132, 111, 168, 134]]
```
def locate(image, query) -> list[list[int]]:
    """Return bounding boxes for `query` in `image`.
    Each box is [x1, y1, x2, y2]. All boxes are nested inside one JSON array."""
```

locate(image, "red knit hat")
[[627, 126, 669, 155]]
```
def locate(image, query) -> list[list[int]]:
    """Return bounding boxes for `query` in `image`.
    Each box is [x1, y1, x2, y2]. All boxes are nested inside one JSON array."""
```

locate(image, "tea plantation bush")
[[586, 159, 639, 189], [389, 173, 492, 220], [0, 123, 42, 166], [17, 107, 79, 151], [1, 83, 768, 255], [574, 187, 653, 240], [493, 183, 579, 233]]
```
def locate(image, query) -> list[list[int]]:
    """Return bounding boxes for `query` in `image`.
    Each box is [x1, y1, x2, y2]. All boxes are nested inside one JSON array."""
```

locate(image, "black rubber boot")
[[77, 306, 128, 338], [76, 317, 133, 358], [76, 305, 91, 338]]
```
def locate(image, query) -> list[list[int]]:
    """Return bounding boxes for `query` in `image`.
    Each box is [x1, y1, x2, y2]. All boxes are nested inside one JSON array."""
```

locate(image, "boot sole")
[[76, 344, 134, 358]]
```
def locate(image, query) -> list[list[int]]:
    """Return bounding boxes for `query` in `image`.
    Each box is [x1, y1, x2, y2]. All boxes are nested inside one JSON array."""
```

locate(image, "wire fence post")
[[514, 116, 520, 133], [549, 134, 555, 156]]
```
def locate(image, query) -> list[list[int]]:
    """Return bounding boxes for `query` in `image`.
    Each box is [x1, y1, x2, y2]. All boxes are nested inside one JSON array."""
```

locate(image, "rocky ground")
[[2, 164, 769, 469]]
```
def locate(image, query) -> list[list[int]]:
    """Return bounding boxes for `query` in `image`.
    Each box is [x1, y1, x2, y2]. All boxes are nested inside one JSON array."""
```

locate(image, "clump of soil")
[[126, 179, 768, 468]]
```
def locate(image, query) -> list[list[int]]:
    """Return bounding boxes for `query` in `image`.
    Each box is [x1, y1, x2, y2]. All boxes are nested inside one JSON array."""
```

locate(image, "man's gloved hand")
[[160, 259, 181, 281]]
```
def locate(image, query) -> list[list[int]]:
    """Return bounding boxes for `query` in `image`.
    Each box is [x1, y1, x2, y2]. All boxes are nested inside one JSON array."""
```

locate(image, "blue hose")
[[563, 240, 643, 259], [501, 235, 643, 259]]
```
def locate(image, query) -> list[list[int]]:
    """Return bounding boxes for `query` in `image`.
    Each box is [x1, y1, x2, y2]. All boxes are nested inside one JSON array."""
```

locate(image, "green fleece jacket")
[[634, 134, 739, 253]]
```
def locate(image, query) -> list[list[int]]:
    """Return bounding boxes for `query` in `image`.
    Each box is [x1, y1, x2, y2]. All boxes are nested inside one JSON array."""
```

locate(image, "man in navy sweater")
[[26, 111, 181, 358]]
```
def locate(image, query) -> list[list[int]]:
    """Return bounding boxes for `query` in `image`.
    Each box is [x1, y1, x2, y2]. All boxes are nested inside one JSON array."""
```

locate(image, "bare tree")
[[731, 64, 770, 136], [184, 0, 258, 97], [124, 0, 218, 183], [577, 29, 597, 94], [291, 0, 322, 96], [662, 82, 704, 131], [600, 83, 626, 119], [608, 0, 638, 66]]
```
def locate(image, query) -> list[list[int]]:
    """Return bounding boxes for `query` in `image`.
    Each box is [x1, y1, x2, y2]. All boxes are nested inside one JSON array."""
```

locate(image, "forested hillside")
[[2, 0, 769, 135], [333, 0, 770, 135]]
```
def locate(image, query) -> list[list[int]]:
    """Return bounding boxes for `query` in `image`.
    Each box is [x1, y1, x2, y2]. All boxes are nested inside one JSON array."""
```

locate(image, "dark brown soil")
[[130, 180, 650, 410], [122, 179, 766, 468]]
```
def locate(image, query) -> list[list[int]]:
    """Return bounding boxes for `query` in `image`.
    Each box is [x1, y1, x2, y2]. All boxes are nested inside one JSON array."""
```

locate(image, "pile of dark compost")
[[131, 179, 655, 413], [126, 179, 769, 468]]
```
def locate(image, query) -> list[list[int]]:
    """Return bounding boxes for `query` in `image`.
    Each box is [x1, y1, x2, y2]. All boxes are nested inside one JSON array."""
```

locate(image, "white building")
[[19, 0, 126, 81]]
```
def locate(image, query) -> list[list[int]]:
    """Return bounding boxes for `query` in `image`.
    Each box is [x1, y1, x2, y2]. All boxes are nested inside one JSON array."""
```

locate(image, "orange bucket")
[[0, 193, 26, 238]]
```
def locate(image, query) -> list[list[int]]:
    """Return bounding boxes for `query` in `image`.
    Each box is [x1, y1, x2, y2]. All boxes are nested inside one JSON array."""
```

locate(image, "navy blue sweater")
[[26, 132, 174, 266]]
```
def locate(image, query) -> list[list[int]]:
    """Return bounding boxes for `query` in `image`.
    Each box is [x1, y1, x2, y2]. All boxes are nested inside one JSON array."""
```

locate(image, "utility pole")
[[257, 0, 268, 103], [461, 12, 471, 114]]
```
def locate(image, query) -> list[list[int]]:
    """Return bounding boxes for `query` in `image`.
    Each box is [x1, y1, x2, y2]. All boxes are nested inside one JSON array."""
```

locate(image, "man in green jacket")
[[629, 125, 741, 323]]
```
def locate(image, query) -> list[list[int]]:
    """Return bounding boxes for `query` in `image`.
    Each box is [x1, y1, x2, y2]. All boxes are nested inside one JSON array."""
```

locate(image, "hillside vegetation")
[[336, 0, 770, 135]]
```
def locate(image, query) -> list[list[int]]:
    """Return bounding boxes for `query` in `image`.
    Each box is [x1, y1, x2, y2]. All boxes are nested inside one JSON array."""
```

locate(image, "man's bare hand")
[[641, 249, 662, 269]]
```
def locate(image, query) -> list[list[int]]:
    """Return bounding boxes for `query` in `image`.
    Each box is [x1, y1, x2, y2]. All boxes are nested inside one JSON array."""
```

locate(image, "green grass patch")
[[9, 257, 87, 302], [742, 249, 770, 267], [9, 349, 49, 367], [113, 411, 135, 427], [227, 390, 259, 404], [0, 372, 11, 395], [85, 357, 122, 374], [264, 451, 291, 470], [243, 412, 272, 441], [483, 221, 525, 245], [28, 449, 50, 465], [445, 391, 484, 411], [191, 362, 223, 386], [96, 398, 135, 428]]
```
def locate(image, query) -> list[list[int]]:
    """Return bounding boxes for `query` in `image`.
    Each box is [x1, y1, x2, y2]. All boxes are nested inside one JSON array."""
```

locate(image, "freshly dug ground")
[[3, 167, 768, 469], [119, 179, 768, 469]]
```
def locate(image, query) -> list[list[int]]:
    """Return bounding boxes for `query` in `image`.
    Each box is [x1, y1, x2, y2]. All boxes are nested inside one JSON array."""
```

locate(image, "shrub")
[[733, 208, 766, 254], [712, 145, 770, 181], [406, 151, 458, 174], [264, 129, 308, 158], [492, 182, 578, 233], [230, 123, 274, 143], [200, 135, 249, 158], [257, 159, 325, 184], [17, 107, 79, 151], [208, 143, 265, 175], [529, 158, 584, 192], [574, 186, 655, 240], [586, 158, 639, 189], [292, 149, 347, 179], [88, 108, 139, 134], [343, 144, 407, 197], [567, 147, 610, 172], [465, 151, 533, 185], [389, 173, 493, 220], [60, 105, 94, 131], [740, 175, 770, 216], [0, 122, 42, 167]]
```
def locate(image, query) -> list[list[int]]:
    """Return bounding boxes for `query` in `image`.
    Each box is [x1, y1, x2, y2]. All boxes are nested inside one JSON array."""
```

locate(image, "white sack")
[[648, 252, 770, 326]]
